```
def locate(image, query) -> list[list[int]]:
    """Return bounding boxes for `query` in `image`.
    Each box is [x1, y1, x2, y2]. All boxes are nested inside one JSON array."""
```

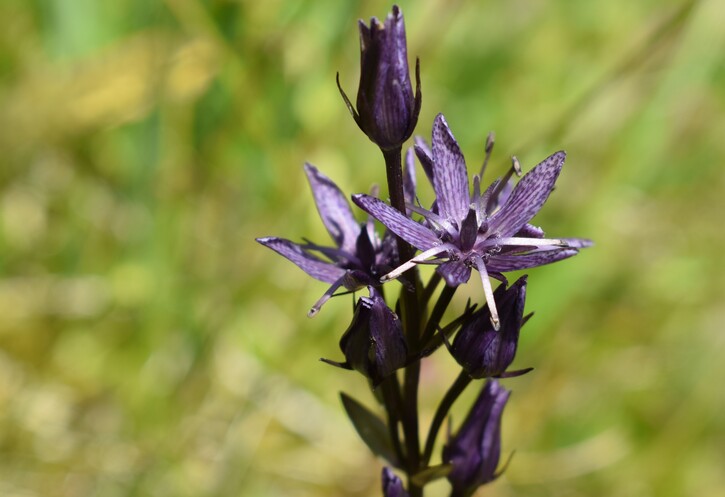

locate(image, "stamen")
[[511, 155, 523, 177], [486, 156, 521, 213], [308, 276, 345, 317], [473, 255, 500, 331], [381, 245, 452, 281], [479, 131, 495, 178]]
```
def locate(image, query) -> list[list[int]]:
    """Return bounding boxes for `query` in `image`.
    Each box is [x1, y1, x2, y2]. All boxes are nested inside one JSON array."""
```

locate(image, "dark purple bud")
[[443, 379, 510, 496], [382, 467, 409, 497], [338, 5, 421, 150], [339, 287, 407, 385], [449, 276, 531, 379]]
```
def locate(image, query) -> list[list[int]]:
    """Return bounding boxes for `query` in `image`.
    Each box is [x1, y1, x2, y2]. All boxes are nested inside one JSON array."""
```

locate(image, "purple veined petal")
[[431, 114, 470, 223], [486, 248, 579, 273], [562, 237, 594, 248], [382, 467, 409, 497], [437, 260, 472, 287], [515, 223, 545, 239], [300, 239, 356, 266], [414, 136, 435, 183], [381, 6, 414, 109], [486, 151, 566, 238], [449, 276, 527, 378], [368, 289, 408, 380], [304, 163, 361, 254], [450, 317, 498, 377], [352, 194, 441, 251], [256, 237, 346, 284], [478, 381, 509, 483], [444, 379, 510, 492], [403, 146, 417, 209], [485, 177, 514, 214]]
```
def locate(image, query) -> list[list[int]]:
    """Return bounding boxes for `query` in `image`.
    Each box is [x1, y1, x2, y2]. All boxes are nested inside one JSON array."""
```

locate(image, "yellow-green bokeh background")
[[1, 0, 723, 496]]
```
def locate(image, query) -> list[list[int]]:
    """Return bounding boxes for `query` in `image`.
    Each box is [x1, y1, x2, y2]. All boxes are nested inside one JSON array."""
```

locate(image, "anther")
[[479, 131, 495, 178]]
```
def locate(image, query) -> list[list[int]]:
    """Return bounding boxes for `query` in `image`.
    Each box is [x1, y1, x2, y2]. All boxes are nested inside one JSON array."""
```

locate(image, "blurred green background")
[[1, 0, 723, 496]]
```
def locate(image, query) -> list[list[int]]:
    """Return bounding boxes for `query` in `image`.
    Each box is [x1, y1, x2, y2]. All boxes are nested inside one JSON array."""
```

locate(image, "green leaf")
[[340, 392, 399, 467], [410, 464, 452, 487]]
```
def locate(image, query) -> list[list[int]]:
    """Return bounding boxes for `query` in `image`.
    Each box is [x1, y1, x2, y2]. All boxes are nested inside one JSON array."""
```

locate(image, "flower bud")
[[382, 467, 409, 497], [338, 5, 421, 151], [339, 287, 407, 385], [443, 379, 510, 496], [449, 276, 531, 379]]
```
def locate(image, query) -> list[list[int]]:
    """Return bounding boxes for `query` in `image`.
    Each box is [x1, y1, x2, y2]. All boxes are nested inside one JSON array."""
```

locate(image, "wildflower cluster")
[[257, 6, 590, 497]]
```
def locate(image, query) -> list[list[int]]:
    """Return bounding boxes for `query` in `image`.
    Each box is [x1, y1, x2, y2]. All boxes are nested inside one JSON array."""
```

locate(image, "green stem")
[[421, 272, 442, 308], [382, 147, 423, 497], [422, 371, 472, 465], [381, 375, 406, 466], [421, 285, 456, 345]]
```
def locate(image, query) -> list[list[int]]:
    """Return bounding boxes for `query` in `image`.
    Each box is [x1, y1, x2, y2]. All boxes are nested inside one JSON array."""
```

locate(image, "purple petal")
[[486, 248, 579, 273], [437, 260, 472, 287], [357, 7, 415, 148], [414, 136, 435, 184], [431, 114, 470, 222], [404, 146, 417, 209], [562, 237, 594, 248], [515, 224, 545, 238], [256, 237, 346, 284], [486, 151, 565, 238], [304, 163, 360, 254], [478, 381, 509, 482], [381, 6, 414, 107], [352, 194, 440, 251], [382, 467, 409, 497], [444, 379, 510, 491]]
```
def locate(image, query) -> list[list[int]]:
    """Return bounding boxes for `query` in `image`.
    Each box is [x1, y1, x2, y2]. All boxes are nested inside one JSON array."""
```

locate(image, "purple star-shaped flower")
[[353, 113, 591, 329], [257, 160, 415, 316]]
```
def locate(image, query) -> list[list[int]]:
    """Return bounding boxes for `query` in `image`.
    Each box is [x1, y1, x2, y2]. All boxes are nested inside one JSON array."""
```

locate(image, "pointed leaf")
[[341, 393, 400, 467]]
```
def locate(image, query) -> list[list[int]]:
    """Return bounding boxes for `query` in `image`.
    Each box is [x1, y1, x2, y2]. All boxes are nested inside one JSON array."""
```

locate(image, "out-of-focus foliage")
[[0, 0, 723, 496]]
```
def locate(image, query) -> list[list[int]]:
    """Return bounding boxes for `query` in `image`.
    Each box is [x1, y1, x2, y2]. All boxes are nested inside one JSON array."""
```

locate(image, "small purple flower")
[[338, 5, 422, 151], [353, 113, 591, 329], [256, 163, 399, 316], [443, 379, 510, 497], [382, 467, 409, 497], [329, 286, 407, 385], [449, 276, 533, 379]]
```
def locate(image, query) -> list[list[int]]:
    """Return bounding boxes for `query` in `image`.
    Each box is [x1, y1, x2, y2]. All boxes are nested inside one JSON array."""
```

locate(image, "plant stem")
[[422, 370, 472, 465], [381, 375, 406, 466], [421, 272, 442, 308], [382, 146, 423, 496], [421, 285, 457, 345]]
